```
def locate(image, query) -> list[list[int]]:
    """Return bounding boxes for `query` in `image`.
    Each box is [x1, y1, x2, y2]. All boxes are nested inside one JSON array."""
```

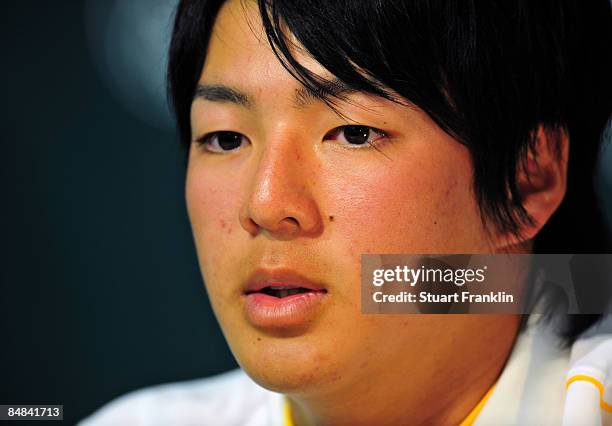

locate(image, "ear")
[[496, 125, 569, 249]]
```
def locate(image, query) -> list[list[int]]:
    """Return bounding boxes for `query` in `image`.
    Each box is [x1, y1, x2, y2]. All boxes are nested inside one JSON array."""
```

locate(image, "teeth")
[[277, 289, 292, 298], [262, 287, 310, 298]]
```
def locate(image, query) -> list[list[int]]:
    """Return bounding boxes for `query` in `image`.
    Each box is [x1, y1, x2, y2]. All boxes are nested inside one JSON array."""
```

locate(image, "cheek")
[[324, 143, 486, 254], [185, 159, 244, 284]]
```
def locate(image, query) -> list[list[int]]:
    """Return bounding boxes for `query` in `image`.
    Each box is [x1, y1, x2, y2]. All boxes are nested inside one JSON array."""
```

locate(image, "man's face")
[[186, 0, 513, 400]]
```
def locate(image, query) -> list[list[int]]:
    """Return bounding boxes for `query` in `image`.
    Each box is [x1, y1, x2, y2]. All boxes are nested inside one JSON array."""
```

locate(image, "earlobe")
[[497, 125, 569, 249]]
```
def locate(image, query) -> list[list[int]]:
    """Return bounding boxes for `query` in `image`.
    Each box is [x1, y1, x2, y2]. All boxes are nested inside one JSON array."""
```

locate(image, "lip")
[[242, 268, 329, 331]]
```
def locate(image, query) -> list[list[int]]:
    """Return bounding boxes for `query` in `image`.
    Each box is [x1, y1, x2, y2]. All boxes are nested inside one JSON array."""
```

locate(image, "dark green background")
[[1, 2, 236, 424]]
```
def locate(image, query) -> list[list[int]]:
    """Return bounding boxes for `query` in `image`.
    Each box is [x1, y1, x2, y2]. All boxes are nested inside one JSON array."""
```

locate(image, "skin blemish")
[[329, 215, 334, 221], [329, 370, 342, 382], [220, 219, 232, 234]]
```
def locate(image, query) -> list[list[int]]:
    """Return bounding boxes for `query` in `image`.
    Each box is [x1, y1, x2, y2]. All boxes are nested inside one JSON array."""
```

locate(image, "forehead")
[[200, 0, 329, 91], [195, 0, 422, 123]]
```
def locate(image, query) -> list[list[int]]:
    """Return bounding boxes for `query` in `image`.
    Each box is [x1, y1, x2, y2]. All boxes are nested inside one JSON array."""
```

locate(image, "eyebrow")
[[193, 78, 358, 110], [193, 84, 251, 107], [293, 78, 358, 108]]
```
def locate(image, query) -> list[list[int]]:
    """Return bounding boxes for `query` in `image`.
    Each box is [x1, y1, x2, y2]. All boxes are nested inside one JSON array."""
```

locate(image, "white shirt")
[[80, 369, 286, 426], [80, 315, 612, 426]]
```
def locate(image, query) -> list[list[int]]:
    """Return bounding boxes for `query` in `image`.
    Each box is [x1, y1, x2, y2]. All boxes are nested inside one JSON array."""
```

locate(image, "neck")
[[287, 315, 520, 426]]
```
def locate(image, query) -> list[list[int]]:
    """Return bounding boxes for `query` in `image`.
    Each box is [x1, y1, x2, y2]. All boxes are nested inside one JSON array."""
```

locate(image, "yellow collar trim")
[[459, 384, 496, 426], [283, 397, 295, 426]]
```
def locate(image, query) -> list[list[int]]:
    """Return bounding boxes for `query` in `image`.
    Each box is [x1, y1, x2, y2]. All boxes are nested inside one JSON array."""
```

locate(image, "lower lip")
[[243, 290, 328, 330]]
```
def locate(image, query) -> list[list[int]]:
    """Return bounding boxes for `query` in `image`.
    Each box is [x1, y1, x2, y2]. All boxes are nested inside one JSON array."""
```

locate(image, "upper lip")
[[243, 268, 328, 294]]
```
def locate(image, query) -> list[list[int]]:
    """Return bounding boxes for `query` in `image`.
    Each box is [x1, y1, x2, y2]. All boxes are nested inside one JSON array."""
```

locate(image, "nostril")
[[285, 217, 299, 226], [240, 216, 262, 237], [274, 217, 300, 234]]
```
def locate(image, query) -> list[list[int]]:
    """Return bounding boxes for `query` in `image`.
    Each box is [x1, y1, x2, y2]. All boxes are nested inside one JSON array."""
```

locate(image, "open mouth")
[[247, 286, 327, 298], [242, 271, 329, 328]]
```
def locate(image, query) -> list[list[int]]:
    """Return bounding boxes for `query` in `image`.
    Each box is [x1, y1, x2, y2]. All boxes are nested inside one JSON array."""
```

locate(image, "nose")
[[239, 135, 324, 239]]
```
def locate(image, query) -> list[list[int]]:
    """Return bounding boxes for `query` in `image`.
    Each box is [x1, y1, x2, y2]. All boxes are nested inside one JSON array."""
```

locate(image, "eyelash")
[[194, 125, 388, 153], [323, 125, 388, 148], [195, 131, 248, 153]]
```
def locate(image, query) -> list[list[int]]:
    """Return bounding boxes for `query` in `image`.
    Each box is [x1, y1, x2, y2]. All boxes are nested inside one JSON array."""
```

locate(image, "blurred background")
[[1, 1, 236, 424], [0, 1, 611, 424]]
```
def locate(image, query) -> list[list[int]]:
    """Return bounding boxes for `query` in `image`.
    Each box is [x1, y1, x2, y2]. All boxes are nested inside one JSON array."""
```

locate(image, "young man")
[[82, 0, 612, 424]]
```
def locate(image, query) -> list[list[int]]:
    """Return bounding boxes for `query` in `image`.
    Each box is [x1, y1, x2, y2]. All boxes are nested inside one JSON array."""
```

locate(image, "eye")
[[195, 131, 249, 153], [324, 125, 387, 146]]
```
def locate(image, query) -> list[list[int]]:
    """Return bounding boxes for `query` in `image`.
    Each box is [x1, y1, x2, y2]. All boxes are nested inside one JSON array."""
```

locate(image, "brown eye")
[[196, 131, 249, 153], [324, 125, 387, 146]]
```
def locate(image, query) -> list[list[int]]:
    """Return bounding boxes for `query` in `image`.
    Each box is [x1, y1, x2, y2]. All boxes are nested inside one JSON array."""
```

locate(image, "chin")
[[231, 335, 343, 394]]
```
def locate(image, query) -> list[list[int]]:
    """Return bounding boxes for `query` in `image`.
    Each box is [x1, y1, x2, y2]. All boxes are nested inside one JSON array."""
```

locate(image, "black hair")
[[167, 0, 612, 343]]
